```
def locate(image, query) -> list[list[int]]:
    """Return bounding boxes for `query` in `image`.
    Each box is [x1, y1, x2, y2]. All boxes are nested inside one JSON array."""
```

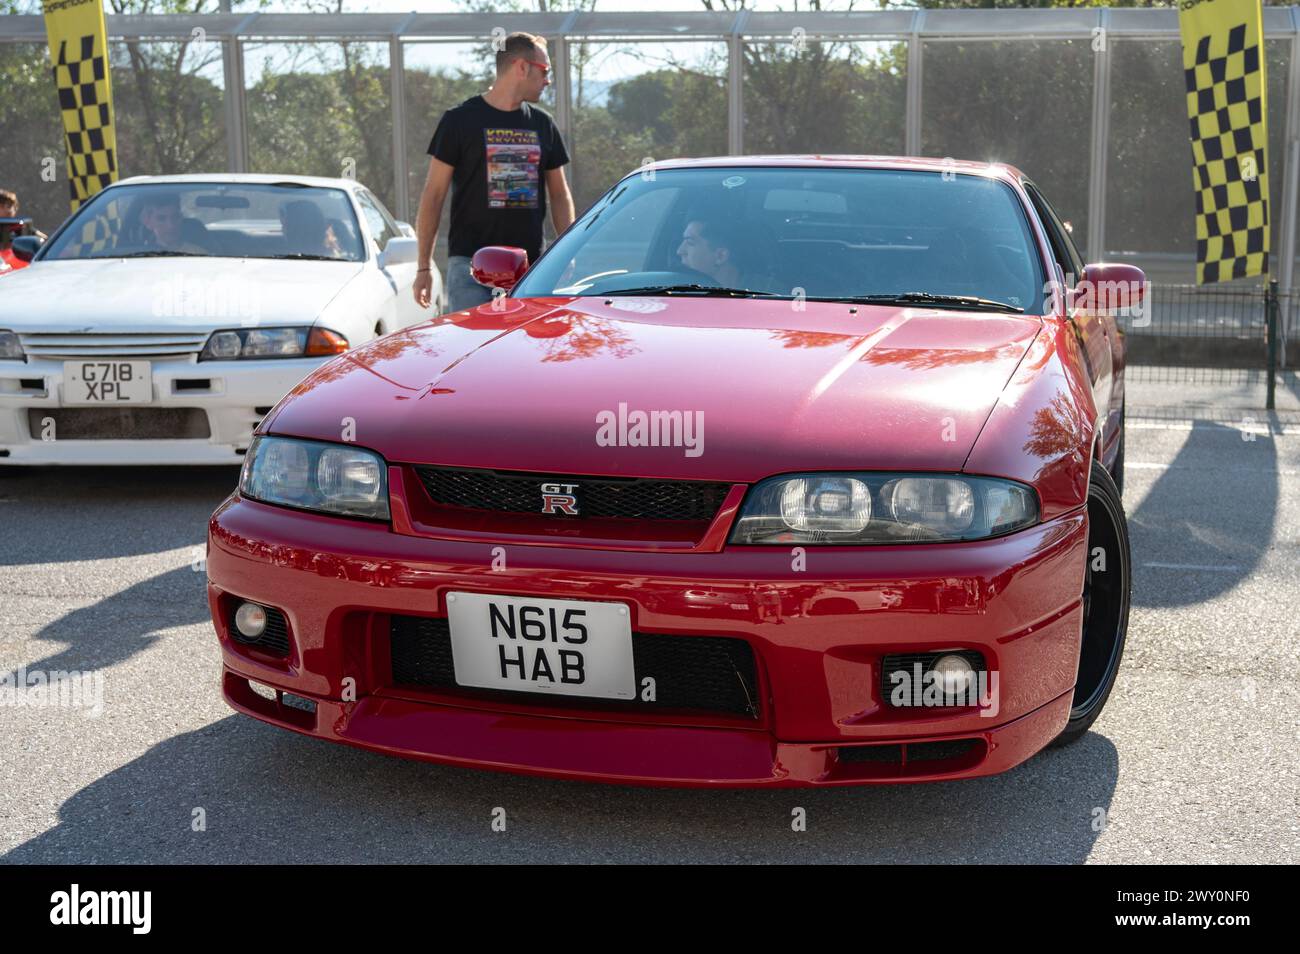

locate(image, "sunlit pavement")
[[1, 396, 1297, 863]]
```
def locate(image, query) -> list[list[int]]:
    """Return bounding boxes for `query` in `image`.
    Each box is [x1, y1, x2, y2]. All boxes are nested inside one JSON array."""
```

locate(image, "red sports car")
[[207, 156, 1137, 786]]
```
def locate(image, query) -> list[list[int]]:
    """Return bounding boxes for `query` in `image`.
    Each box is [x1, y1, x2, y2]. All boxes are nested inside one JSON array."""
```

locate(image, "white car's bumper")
[[0, 355, 323, 466]]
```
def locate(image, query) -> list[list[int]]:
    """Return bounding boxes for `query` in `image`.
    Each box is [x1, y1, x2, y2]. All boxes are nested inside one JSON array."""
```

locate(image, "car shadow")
[[14, 565, 210, 677], [1126, 419, 1276, 608], [0, 466, 238, 566], [2, 715, 1119, 864]]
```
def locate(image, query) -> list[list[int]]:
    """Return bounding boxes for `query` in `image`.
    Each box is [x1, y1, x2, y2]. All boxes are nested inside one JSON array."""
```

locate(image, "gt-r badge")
[[540, 482, 580, 515]]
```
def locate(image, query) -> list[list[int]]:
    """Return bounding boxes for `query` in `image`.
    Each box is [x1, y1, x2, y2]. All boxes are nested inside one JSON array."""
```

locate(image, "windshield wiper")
[[268, 253, 344, 261], [599, 283, 782, 299], [115, 250, 208, 258], [815, 291, 1024, 313]]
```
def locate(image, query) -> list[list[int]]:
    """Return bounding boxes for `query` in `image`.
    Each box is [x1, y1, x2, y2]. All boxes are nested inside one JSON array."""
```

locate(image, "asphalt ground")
[[1, 375, 1297, 864]]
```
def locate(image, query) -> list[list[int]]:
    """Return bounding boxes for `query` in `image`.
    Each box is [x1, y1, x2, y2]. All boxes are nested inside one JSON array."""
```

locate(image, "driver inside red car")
[[676, 218, 776, 292]]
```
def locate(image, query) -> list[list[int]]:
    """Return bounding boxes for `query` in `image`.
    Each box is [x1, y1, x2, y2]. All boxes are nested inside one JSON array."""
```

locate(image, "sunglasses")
[[523, 59, 551, 75]]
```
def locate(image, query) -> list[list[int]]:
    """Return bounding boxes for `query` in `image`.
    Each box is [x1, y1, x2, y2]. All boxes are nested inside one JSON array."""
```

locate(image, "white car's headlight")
[[0, 330, 25, 361], [200, 326, 348, 360], [240, 436, 389, 520], [730, 472, 1038, 544]]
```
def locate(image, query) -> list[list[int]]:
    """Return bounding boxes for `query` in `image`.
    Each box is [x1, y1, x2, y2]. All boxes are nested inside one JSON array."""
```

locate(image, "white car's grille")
[[19, 332, 209, 358]]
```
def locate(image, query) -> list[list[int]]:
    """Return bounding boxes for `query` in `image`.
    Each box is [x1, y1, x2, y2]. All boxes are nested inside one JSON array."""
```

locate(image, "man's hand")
[[414, 158, 454, 309], [413, 270, 434, 309], [546, 166, 576, 236]]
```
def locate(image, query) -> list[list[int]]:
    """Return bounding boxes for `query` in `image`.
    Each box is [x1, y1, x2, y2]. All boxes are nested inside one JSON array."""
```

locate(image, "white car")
[[0, 173, 442, 468]]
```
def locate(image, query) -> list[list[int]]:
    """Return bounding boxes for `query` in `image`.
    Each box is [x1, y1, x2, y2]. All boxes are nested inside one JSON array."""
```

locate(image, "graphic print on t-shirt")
[[485, 128, 541, 209]]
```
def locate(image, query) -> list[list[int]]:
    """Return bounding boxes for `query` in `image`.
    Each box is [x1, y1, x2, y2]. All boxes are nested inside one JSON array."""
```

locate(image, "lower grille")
[[389, 614, 760, 718], [28, 407, 210, 440], [229, 605, 291, 656], [414, 466, 731, 522], [838, 739, 981, 764]]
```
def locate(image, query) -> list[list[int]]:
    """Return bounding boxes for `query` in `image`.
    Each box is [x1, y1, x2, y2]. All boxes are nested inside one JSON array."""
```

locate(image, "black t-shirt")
[[427, 95, 570, 265]]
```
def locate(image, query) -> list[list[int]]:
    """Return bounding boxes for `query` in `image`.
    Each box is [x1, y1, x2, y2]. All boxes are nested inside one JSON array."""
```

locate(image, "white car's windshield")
[[42, 183, 365, 262], [514, 167, 1046, 312]]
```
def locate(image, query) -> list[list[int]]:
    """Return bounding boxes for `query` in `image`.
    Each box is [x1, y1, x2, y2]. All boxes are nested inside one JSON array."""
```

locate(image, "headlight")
[[200, 327, 349, 360], [0, 330, 25, 361], [729, 472, 1039, 544], [240, 436, 389, 520]]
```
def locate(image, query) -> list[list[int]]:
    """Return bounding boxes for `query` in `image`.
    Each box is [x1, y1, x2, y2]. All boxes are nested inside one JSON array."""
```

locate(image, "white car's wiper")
[[599, 283, 782, 298], [268, 253, 343, 261], [115, 250, 208, 258], [818, 291, 1025, 313]]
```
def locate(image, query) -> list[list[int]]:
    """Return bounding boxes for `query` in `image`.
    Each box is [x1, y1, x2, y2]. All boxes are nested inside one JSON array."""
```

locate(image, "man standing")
[[413, 32, 575, 312]]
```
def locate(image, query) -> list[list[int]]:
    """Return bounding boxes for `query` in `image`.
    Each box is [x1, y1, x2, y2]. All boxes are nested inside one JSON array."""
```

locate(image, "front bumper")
[[0, 356, 321, 465], [208, 495, 1088, 787]]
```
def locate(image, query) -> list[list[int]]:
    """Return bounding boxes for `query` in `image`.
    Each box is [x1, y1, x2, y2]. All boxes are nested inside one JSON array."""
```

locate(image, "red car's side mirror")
[[470, 246, 529, 291], [10, 235, 42, 263], [1077, 263, 1147, 314]]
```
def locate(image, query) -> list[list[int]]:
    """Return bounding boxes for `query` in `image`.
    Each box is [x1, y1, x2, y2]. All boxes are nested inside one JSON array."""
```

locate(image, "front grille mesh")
[[27, 408, 210, 440], [390, 614, 760, 718], [20, 332, 208, 358], [414, 466, 731, 522]]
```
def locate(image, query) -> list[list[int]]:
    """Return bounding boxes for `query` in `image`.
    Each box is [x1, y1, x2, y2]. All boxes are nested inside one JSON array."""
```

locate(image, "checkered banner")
[[1179, 0, 1269, 284], [42, 0, 118, 213]]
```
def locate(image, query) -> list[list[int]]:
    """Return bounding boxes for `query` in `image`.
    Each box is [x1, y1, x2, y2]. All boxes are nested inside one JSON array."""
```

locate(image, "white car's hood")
[[0, 257, 364, 332]]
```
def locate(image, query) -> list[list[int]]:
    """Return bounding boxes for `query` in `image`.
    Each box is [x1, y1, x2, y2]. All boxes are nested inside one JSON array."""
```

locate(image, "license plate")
[[446, 592, 635, 700], [63, 360, 152, 404]]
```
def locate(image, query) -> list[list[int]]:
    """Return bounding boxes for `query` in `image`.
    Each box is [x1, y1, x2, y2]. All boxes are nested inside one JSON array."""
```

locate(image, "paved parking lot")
[[2, 385, 1298, 863]]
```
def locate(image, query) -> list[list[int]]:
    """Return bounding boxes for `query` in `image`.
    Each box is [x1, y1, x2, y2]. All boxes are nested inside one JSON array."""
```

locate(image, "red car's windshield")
[[515, 167, 1046, 311]]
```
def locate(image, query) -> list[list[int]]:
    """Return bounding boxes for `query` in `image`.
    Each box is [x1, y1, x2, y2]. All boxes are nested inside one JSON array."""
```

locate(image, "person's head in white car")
[[280, 200, 333, 257], [139, 193, 187, 249]]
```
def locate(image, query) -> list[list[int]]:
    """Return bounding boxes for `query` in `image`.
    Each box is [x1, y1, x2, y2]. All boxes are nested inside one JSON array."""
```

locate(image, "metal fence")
[[1123, 281, 1287, 408], [0, 6, 1298, 381]]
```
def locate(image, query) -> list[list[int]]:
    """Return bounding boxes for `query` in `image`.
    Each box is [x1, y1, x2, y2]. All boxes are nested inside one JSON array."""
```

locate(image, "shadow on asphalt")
[[2, 714, 1119, 864], [17, 565, 210, 677], [1127, 419, 1276, 608], [0, 466, 238, 566]]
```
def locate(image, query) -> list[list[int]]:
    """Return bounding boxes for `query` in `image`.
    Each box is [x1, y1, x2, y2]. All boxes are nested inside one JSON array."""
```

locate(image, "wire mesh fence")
[[1122, 282, 1286, 407]]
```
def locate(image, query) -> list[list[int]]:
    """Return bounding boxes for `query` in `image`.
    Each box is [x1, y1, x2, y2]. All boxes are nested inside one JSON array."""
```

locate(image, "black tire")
[[0, 465, 24, 478], [1052, 460, 1131, 747]]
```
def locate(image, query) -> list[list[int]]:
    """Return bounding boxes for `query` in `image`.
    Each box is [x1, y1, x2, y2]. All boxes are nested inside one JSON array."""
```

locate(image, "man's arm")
[[413, 157, 454, 308], [546, 166, 575, 236]]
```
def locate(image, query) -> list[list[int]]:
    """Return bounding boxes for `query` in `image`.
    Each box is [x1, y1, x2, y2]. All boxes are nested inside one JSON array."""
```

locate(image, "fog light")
[[234, 602, 267, 639], [933, 654, 975, 696]]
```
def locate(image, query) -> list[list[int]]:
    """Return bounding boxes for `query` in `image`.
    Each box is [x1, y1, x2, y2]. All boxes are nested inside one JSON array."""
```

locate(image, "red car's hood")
[[269, 296, 1041, 482]]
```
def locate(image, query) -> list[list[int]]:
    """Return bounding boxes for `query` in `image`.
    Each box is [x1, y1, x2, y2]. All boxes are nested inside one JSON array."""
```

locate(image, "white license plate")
[[446, 592, 635, 700], [63, 360, 152, 404]]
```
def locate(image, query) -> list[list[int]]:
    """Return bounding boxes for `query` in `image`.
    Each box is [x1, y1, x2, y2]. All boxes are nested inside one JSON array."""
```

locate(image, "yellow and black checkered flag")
[[67, 202, 120, 256], [42, 0, 118, 213], [1180, 0, 1269, 284]]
